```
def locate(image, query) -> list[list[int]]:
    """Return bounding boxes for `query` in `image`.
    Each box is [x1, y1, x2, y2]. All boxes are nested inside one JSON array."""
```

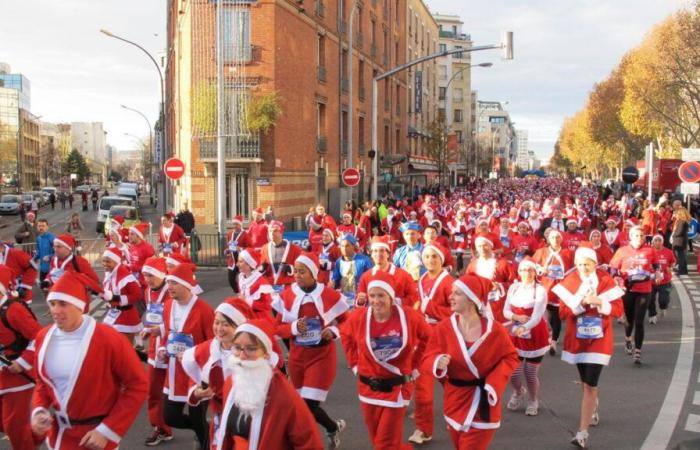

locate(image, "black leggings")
[[163, 398, 209, 449], [304, 399, 338, 433], [227, 267, 240, 293], [576, 363, 603, 387], [623, 291, 650, 350], [547, 305, 561, 341]]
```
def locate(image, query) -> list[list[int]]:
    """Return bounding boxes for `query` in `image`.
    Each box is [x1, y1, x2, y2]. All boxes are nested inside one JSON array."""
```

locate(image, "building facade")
[[166, 0, 408, 225], [71, 122, 107, 183], [515, 129, 529, 169], [476, 100, 516, 177]]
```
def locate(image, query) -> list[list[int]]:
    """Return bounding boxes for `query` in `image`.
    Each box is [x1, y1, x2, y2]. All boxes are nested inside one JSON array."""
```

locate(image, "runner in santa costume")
[[602, 218, 621, 250], [261, 220, 303, 292], [225, 215, 250, 293], [100, 246, 143, 341], [159, 213, 188, 256], [423, 224, 454, 270], [551, 246, 625, 449], [337, 210, 367, 251], [0, 241, 36, 304], [503, 257, 549, 417], [340, 271, 431, 450], [317, 228, 341, 285], [495, 217, 517, 260], [127, 223, 156, 287], [0, 265, 41, 450], [140, 257, 173, 446], [236, 248, 275, 321], [562, 219, 586, 252], [30, 271, 147, 450], [648, 234, 675, 324], [247, 207, 269, 249], [609, 225, 661, 365], [164, 253, 204, 296], [532, 229, 574, 356], [215, 320, 325, 450], [588, 230, 613, 269], [409, 243, 455, 445], [307, 204, 337, 253], [447, 209, 470, 273], [357, 236, 419, 308], [272, 252, 349, 448], [423, 273, 519, 450], [510, 222, 540, 265], [380, 205, 402, 249], [465, 235, 516, 323], [105, 215, 129, 248], [155, 264, 215, 449], [42, 234, 99, 290]]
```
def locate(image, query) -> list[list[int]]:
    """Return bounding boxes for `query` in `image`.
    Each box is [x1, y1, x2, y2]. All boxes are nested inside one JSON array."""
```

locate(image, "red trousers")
[[448, 427, 497, 450], [148, 365, 171, 433], [360, 402, 413, 450], [414, 365, 435, 436], [0, 388, 36, 450]]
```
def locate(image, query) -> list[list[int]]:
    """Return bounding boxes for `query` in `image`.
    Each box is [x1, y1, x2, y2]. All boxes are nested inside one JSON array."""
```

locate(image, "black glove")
[[40, 280, 50, 290], [258, 262, 269, 274], [16, 287, 26, 299], [281, 263, 294, 275]]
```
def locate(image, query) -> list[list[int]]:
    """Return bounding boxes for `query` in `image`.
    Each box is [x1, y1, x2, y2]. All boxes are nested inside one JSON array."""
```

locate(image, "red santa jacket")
[[418, 270, 455, 324], [247, 219, 269, 248], [592, 242, 614, 268], [181, 338, 229, 415], [552, 269, 625, 366], [216, 370, 324, 450], [273, 283, 349, 342], [0, 297, 41, 394], [609, 244, 659, 294], [237, 271, 275, 321], [317, 242, 341, 285], [656, 246, 676, 285], [47, 254, 100, 287], [510, 234, 539, 263], [562, 231, 586, 252], [260, 240, 303, 286], [380, 215, 402, 246], [532, 246, 575, 306], [423, 315, 519, 434], [102, 263, 143, 333], [159, 224, 187, 251], [225, 229, 250, 270], [32, 317, 147, 449], [340, 304, 432, 408], [465, 257, 515, 323], [127, 240, 156, 283], [159, 296, 215, 402], [357, 264, 420, 308], [145, 286, 171, 369], [448, 219, 470, 251], [0, 246, 37, 302], [337, 223, 367, 249]]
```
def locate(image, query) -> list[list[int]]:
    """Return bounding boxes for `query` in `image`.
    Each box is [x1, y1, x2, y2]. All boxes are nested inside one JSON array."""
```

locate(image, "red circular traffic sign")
[[342, 168, 361, 187], [678, 161, 700, 183], [163, 158, 186, 181]]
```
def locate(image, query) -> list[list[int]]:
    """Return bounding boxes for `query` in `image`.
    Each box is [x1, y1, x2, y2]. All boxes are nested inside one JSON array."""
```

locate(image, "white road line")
[[642, 279, 695, 448], [694, 392, 700, 406], [686, 414, 700, 433]]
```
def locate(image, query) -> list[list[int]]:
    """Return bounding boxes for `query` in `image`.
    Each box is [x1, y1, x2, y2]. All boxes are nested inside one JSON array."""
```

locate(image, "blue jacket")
[[34, 232, 56, 273], [332, 253, 374, 292], [393, 242, 425, 279]]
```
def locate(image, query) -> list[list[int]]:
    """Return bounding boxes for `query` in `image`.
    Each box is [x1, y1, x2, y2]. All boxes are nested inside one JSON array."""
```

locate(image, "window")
[[317, 102, 326, 136], [452, 25, 457, 34], [454, 70, 463, 81], [223, 8, 251, 62], [358, 59, 365, 97], [455, 130, 463, 143], [453, 88, 463, 102], [439, 43, 447, 53], [438, 65, 447, 80], [438, 108, 446, 120], [453, 45, 463, 59], [317, 34, 325, 65], [358, 116, 365, 153], [454, 109, 463, 123], [438, 87, 446, 100]]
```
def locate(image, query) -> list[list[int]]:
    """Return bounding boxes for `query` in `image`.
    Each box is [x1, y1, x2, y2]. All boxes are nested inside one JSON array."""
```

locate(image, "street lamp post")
[[100, 29, 166, 214], [346, 0, 360, 199], [121, 105, 153, 196]]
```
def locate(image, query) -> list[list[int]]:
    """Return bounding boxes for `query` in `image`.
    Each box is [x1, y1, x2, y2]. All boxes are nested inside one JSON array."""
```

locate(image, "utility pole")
[[216, 0, 227, 236]]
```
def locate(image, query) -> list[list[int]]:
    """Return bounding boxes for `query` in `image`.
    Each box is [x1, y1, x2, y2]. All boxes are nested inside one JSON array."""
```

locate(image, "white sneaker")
[[408, 429, 432, 444], [571, 430, 589, 448], [507, 388, 526, 411], [327, 419, 346, 449], [525, 400, 539, 416], [648, 315, 658, 325]]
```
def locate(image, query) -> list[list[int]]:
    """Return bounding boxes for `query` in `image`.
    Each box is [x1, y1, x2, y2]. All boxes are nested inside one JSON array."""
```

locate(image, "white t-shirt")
[[45, 318, 91, 401]]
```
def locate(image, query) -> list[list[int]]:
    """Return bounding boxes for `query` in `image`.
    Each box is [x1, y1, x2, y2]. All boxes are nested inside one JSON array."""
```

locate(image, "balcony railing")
[[223, 44, 252, 63], [317, 136, 327, 153], [317, 65, 327, 82], [315, 0, 325, 17], [198, 136, 261, 161]]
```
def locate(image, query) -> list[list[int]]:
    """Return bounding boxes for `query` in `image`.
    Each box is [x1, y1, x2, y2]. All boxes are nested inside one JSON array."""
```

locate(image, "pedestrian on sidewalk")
[[67, 191, 74, 209], [58, 191, 66, 209], [671, 206, 691, 275], [14, 212, 37, 245], [48, 192, 56, 210], [34, 218, 55, 285]]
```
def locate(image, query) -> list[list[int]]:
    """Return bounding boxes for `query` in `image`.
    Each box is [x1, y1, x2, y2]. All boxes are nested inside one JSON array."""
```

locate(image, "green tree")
[[246, 91, 283, 135], [62, 148, 90, 184], [424, 118, 456, 188]]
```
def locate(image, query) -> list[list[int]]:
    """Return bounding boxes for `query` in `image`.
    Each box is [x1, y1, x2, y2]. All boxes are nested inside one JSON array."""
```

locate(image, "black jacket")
[[672, 220, 689, 249], [175, 211, 196, 234]]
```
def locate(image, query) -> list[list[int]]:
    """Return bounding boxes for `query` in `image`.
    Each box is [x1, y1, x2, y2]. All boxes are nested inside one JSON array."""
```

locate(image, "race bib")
[[576, 316, 603, 339], [514, 251, 525, 263], [371, 334, 403, 361], [163, 243, 173, 254], [455, 235, 465, 243], [547, 265, 564, 280], [50, 268, 65, 284], [272, 284, 284, 294], [510, 323, 531, 339], [487, 289, 501, 302], [144, 303, 164, 326], [295, 317, 322, 346], [167, 332, 194, 357], [628, 268, 650, 282], [106, 308, 120, 321], [500, 236, 511, 247]]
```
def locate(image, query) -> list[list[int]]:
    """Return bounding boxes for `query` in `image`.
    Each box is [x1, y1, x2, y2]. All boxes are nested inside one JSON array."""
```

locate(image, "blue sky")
[[0, 0, 693, 160]]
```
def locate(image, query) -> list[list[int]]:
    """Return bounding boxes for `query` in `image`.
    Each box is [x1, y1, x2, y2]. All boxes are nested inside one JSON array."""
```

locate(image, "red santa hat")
[[453, 273, 493, 313], [142, 257, 168, 279], [548, 228, 563, 238], [235, 319, 275, 356], [342, 210, 353, 219], [268, 220, 284, 233], [605, 217, 619, 225], [54, 234, 76, 251], [474, 235, 494, 248], [589, 229, 601, 240], [322, 228, 335, 239], [295, 252, 320, 279], [517, 221, 530, 230], [47, 270, 102, 312], [252, 207, 264, 216], [231, 215, 244, 225], [575, 243, 598, 264], [216, 298, 252, 326], [130, 222, 150, 240], [166, 264, 198, 292], [111, 215, 125, 227], [102, 247, 123, 265], [422, 242, 448, 264], [0, 265, 16, 297], [164, 212, 176, 220], [518, 257, 538, 272], [624, 218, 639, 227], [238, 248, 261, 270], [370, 236, 391, 252], [566, 218, 578, 226], [366, 270, 396, 300], [165, 252, 192, 268]]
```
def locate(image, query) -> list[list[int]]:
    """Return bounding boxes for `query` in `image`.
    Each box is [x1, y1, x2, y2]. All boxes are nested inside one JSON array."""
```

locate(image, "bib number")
[[547, 265, 564, 280], [163, 243, 173, 254], [576, 316, 603, 339], [272, 284, 284, 294], [295, 317, 322, 347], [511, 323, 531, 339], [106, 308, 120, 320], [167, 332, 194, 357], [370, 335, 403, 362], [487, 289, 501, 302], [50, 268, 65, 284], [228, 242, 238, 253], [628, 269, 650, 282], [144, 303, 164, 326]]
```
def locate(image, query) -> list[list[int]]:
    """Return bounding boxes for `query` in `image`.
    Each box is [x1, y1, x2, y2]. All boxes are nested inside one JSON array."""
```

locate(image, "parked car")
[[26, 191, 46, 207], [0, 194, 21, 215], [75, 185, 91, 194], [96, 196, 134, 233], [106, 205, 140, 235], [42, 187, 58, 202], [20, 194, 34, 210]]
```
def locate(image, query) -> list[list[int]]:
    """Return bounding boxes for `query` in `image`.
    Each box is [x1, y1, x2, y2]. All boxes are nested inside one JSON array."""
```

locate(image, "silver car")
[[0, 194, 21, 215]]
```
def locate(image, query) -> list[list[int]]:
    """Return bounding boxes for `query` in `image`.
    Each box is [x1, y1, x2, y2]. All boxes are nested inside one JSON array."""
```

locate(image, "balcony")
[[315, 0, 324, 17], [317, 65, 327, 82], [198, 136, 261, 161], [223, 44, 253, 64], [317, 136, 327, 153]]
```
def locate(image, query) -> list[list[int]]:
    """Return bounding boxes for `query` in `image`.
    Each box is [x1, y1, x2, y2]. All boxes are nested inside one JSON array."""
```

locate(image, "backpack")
[[0, 299, 37, 355]]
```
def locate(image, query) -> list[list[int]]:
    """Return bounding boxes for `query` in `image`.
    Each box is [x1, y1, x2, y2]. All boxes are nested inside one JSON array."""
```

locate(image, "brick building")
[[166, 0, 407, 225]]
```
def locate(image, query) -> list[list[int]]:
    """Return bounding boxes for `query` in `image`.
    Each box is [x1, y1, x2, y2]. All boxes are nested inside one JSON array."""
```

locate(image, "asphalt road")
[[1, 205, 699, 449]]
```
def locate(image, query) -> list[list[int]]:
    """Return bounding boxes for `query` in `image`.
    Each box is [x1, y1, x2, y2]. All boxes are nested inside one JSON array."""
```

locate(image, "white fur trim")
[[575, 247, 598, 264], [236, 323, 273, 355], [561, 351, 611, 366], [142, 266, 166, 280], [296, 255, 319, 279], [165, 274, 194, 291], [367, 279, 395, 299], [298, 386, 329, 402], [423, 244, 445, 263], [53, 238, 73, 250], [216, 303, 248, 326], [474, 236, 494, 248], [239, 249, 258, 270], [453, 279, 483, 311], [102, 249, 121, 264], [46, 291, 86, 311], [370, 241, 390, 252]]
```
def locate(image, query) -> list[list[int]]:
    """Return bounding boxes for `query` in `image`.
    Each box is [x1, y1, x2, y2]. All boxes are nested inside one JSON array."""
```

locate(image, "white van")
[[116, 186, 139, 205], [96, 196, 134, 233]]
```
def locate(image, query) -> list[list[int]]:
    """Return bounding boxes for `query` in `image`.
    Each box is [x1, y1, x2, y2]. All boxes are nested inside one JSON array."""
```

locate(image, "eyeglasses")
[[232, 345, 261, 356]]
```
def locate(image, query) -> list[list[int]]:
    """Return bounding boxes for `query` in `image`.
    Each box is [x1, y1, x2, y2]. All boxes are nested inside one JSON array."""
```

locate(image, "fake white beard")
[[228, 355, 273, 415]]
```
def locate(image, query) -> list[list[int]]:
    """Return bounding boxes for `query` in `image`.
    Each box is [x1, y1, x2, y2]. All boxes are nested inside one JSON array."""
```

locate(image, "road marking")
[[694, 392, 700, 406], [642, 279, 695, 448], [686, 414, 700, 433]]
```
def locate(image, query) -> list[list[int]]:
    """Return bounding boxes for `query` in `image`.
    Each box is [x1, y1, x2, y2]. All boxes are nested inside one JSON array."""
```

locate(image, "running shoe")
[[145, 428, 172, 447], [525, 400, 539, 416], [648, 315, 658, 325], [624, 339, 634, 355], [633, 349, 642, 365], [571, 430, 589, 448], [408, 430, 433, 444], [327, 419, 346, 449], [506, 388, 526, 411], [549, 340, 557, 356]]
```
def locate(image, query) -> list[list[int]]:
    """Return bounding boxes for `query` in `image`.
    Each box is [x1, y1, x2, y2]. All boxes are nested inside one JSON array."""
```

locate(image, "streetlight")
[[346, 0, 360, 200], [100, 28, 166, 213], [121, 104, 153, 199]]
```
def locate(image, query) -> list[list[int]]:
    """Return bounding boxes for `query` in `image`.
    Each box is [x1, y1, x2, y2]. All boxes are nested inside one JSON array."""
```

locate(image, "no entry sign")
[[342, 168, 361, 187], [678, 161, 700, 183], [163, 158, 186, 181]]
